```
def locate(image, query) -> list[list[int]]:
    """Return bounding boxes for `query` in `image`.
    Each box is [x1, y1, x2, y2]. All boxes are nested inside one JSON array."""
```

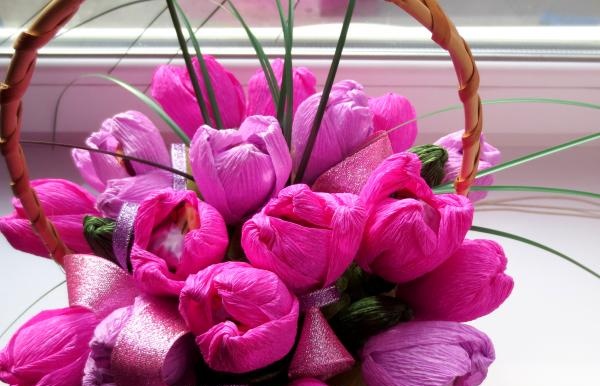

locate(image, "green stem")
[[433, 185, 600, 200]]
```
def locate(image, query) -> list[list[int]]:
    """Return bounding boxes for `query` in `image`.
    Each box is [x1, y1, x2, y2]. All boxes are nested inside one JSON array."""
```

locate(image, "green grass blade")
[[435, 132, 600, 190], [275, 0, 288, 125], [174, 0, 223, 129], [86, 74, 190, 145], [0, 280, 66, 340], [433, 185, 600, 199], [283, 0, 295, 144], [294, 0, 356, 182], [470, 225, 599, 279], [225, 0, 279, 105], [166, 0, 212, 126]]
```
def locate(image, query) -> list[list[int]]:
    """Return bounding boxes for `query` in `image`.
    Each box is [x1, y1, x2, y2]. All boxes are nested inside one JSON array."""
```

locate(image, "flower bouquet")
[[0, 1, 598, 385]]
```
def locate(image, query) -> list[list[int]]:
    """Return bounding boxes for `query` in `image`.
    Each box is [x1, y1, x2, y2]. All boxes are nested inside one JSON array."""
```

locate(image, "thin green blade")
[[86, 73, 190, 144], [433, 185, 600, 200], [294, 0, 356, 183], [470, 225, 599, 279], [174, 0, 223, 129]]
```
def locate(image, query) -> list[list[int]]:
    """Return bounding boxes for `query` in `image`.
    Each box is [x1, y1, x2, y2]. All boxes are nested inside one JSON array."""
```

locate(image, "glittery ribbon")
[[64, 254, 140, 320], [171, 143, 187, 191], [111, 296, 196, 386], [113, 202, 139, 270], [289, 286, 354, 381], [312, 133, 393, 194]]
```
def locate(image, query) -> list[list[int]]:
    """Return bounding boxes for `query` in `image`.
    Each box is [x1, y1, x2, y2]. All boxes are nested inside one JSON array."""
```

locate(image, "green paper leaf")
[[294, 0, 356, 183], [174, 0, 223, 129], [470, 225, 599, 279], [85, 73, 190, 145]]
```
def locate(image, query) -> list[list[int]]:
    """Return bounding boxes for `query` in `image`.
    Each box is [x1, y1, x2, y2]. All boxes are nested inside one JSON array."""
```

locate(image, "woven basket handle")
[[0, 0, 482, 265]]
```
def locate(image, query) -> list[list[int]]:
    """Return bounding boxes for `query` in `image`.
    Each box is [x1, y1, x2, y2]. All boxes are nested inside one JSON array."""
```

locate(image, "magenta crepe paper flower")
[[369, 92, 418, 153], [288, 379, 328, 386], [435, 129, 501, 201], [357, 152, 474, 283], [71, 110, 171, 192], [179, 262, 300, 373], [83, 306, 133, 386], [361, 321, 495, 386], [189, 115, 292, 224], [0, 307, 98, 386], [247, 58, 317, 117], [0, 178, 99, 257], [397, 239, 514, 322], [130, 189, 228, 296], [291, 80, 373, 184], [96, 170, 172, 219], [151, 55, 246, 135], [242, 184, 366, 294]]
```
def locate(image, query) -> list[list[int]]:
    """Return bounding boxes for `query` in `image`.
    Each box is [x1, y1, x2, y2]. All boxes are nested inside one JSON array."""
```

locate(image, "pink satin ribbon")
[[312, 133, 393, 194], [171, 143, 187, 191]]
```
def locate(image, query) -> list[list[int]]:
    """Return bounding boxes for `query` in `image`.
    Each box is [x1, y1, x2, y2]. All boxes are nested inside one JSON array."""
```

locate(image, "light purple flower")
[[291, 80, 373, 184], [242, 184, 366, 294], [434, 130, 501, 202], [370, 92, 418, 153], [0, 179, 99, 257], [189, 115, 292, 224], [179, 262, 299, 373], [361, 321, 495, 386], [151, 55, 246, 136], [247, 58, 317, 117], [397, 239, 514, 322], [72, 110, 170, 192]]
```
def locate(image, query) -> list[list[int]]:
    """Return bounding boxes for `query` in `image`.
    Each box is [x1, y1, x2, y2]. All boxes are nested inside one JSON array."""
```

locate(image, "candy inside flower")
[[179, 262, 299, 374], [131, 189, 228, 296]]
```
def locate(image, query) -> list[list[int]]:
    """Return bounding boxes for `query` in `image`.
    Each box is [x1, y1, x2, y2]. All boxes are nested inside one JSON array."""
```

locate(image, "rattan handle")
[[388, 0, 483, 196], [1, 0, 84, 264], [0, 0, 482, 265]]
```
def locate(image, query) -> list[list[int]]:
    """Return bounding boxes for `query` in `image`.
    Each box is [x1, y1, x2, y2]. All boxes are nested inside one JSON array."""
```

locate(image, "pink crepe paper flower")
[[131, 189, 228, 296], [361, 321, 495, 386], [189, 115, 292, 224], [71, 110, 170, 192], [369, 92, 418, 153], [0, 307, 98, 386], [0, 179, 99, 257], [289, 379, 328, 386], [151, 55, 246, 136], [397, 239, 514, 322], [247, 58, 317, 117], [83, 306, 133, 386], [357, 152, 474, 283], [291, 80, 373, 184], [434, 129, 501, 202], [242, 184, 366, 295], [179, 262, 300, 373]]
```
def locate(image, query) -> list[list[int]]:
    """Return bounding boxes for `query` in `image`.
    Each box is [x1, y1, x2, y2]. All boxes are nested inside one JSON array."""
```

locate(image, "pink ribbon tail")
[[65, 254, 140, 319], [312, 133, 393, 194]]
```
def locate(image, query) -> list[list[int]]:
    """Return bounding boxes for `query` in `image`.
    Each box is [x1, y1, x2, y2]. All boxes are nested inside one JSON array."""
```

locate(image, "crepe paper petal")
[[369, 92, 418, 153]]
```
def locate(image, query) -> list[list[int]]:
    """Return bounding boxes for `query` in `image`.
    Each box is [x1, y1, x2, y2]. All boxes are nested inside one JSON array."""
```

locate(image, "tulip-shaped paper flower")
[[369, 92, 418, 153], [357, 152, 474, 283], [131, 189, 228, 296], [291, 80, 373, 184], [0, 179, 99, 257], [434, 129, 501, 202], [397, 239, 514, 322], [72, 110, 171, 192], [242, 184, 366, 294], [361, 321, 495, 386], [0, 307, 98, 386], [190, 115, 292, 224], [179, 262, 300, 373], [152, 55, 246, 136], [247, 58, 317, 117]]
